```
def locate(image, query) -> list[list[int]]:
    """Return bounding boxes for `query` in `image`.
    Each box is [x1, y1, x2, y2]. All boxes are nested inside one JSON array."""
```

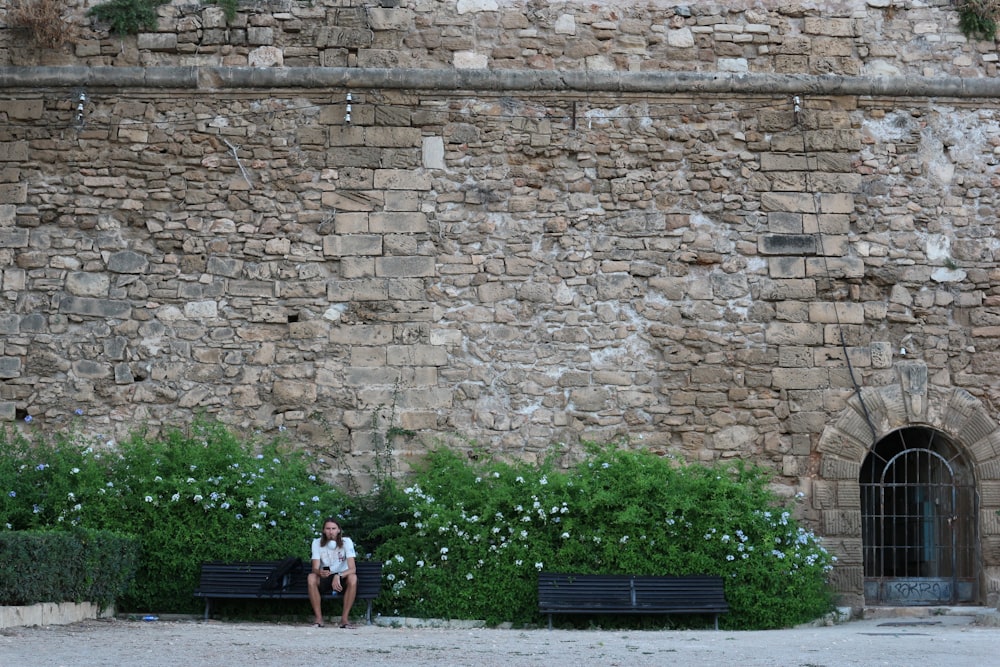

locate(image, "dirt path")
[[1, 614, 998, 666]]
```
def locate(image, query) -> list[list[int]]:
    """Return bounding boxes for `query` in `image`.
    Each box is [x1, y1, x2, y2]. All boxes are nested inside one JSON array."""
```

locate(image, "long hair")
[[319, 517, 344, 549]]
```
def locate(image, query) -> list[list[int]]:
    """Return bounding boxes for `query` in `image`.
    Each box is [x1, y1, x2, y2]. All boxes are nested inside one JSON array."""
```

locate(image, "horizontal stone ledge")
[[3, 67, 1000, 98], [0, 66, 198, 88]]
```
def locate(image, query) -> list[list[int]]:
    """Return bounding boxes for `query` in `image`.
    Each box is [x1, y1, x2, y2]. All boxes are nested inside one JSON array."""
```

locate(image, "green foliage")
[[206, 0, 238, 22], [0, 418, 357, 613], [1, 416, 834, 628], [0, 529, 139, 610], [87, 0, 167, 36], [373, 444, 835, 629], [958, 0, 1000, 40]]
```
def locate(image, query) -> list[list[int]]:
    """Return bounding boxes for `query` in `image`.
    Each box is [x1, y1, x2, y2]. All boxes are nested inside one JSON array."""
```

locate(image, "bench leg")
[[204, 600, 211, 621]]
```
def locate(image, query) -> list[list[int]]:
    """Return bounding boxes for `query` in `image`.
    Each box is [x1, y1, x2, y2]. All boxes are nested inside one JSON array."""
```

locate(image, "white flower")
[[193, 495, 203, 502], [70, 468, 80, 474], [145, 496, 153, 503], [416, 560, 424, 567], [534, 562, 544, 570], [440, 547, 449, 554], [561, 532, 570, 539], [171, 493, 181, 502], [466, 573, 474, 580]]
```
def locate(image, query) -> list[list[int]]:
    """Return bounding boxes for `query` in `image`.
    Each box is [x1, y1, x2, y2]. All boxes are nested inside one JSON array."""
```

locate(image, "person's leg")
[[307, 572, 324, 625], [339, 572, 358, 627]]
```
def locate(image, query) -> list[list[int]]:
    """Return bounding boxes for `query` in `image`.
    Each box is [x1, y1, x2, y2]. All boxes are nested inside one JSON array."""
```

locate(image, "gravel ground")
[[2, 613, 999, 667]]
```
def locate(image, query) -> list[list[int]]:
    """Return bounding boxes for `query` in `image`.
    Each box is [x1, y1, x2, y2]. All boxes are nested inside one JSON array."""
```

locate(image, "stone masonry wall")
[[0, 0, 997, 78], [5, 0, 1000, 606]]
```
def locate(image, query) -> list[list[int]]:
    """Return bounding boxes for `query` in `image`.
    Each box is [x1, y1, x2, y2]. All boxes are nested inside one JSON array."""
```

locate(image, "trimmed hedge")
[[0, 529, 139, 610]]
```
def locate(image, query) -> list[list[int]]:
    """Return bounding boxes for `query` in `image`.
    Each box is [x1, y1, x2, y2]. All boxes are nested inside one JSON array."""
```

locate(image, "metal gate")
[[860, 428, 979, 605]]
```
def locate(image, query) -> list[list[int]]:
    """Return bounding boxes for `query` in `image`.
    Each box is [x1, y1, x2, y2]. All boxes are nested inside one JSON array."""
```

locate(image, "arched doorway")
[[860, 426, 979, 605]]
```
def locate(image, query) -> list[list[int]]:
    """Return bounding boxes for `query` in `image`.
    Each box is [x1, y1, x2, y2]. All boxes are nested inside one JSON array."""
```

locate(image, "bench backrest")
[[538, 572, 728, 612], [537, 573, 637, 609], [196, 560, 383, 598]]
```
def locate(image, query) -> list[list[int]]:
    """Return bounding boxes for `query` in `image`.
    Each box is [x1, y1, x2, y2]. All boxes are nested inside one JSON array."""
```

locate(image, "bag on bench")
[[260, 556, 302, 591]]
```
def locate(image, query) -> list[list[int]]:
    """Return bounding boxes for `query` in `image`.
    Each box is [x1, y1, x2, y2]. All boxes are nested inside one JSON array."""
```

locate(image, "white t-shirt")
[[311, 536, 356, 575]]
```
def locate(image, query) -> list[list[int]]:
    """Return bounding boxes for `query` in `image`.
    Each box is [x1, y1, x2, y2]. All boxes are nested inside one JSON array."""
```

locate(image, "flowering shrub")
[[0, 418, 354, 612], [373, 445, 834, 629], [2, 418, 834, 627]]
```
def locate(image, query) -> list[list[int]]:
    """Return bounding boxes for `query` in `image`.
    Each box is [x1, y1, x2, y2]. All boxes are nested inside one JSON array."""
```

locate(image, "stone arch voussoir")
[[816, 362, 1000, 607]]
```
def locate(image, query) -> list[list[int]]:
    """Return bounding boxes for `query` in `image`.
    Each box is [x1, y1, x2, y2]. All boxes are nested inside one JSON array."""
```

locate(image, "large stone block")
[[375, 256, 435, 278], [759, 234, 817, 255], [373, 169, 431, 191], [58, 297, 131, 319]]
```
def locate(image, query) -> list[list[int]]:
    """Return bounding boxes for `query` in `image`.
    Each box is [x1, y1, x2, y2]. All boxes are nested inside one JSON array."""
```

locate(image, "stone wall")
[[5, 0, 1000, 607], [0, 0, 995, 78]]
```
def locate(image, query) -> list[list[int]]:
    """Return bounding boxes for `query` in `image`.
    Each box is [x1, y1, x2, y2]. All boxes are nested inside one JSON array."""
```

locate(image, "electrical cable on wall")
[[222, 138, 254, 188], [795, 95, 880, 443]]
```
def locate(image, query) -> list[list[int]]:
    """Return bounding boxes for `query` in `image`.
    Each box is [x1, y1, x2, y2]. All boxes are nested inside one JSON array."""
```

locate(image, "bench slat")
[[193, 560, 383, 622], [538, 572, 729, 629]]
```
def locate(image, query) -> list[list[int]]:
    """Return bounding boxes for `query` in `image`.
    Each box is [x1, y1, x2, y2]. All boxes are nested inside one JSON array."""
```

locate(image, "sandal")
[[339, 622, 357, 629], [311, 622, 324, 628]]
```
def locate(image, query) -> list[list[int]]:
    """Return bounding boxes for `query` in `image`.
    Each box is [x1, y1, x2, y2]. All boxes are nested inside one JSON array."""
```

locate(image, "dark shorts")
[[317, 572, 336, 594]]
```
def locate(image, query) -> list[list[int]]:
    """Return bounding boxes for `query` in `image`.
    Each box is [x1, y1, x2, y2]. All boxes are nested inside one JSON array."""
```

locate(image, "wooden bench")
[[193, 559, 383, 623], [538, 572, 729, 629]]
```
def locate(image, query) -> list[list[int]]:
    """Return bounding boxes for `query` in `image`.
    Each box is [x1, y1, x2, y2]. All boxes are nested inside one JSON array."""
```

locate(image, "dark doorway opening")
[[860, 427, 979, 605]]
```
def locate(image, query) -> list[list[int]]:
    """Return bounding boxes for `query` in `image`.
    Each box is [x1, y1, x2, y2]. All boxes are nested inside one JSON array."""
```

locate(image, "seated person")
[[307, 517, 357, 628]]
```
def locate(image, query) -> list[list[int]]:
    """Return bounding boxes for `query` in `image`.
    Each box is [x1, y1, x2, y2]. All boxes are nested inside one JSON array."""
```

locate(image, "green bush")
[[372, 444, 835, 629], [2, 419, 834, 628], [88, 0, 167, 36], [0, 418, 358, 612], [958, 0, 1000, 40], [0, 529, 139, 610]]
